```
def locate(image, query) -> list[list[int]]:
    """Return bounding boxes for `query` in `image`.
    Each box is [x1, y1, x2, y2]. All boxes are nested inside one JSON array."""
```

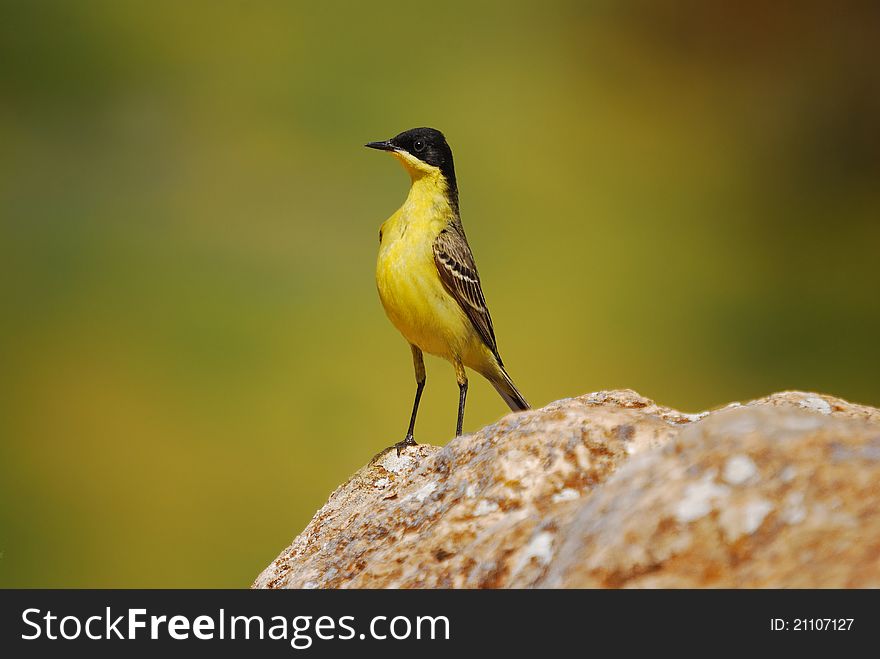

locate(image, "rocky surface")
[[253, 390, 880, 588]]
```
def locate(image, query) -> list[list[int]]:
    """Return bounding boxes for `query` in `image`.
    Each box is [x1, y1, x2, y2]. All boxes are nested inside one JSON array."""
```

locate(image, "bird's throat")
[[402, 173, 457, 225], [392, 152, 459, 216]]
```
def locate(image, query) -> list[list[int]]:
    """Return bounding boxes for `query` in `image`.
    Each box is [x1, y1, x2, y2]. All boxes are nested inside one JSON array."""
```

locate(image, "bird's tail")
[[490, 365, 530, 412]]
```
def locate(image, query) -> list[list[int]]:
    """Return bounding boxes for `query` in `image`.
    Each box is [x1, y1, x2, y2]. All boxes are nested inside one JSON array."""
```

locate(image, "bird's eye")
[[413, 140, 425, 153]]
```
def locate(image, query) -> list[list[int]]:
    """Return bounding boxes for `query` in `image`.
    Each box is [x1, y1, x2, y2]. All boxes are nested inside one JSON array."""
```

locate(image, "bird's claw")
[[393, 434, 418, 457]]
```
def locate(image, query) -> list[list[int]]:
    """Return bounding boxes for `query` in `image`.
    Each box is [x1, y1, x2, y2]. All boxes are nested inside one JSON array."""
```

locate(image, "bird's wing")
[[432, 222, 500, 361]]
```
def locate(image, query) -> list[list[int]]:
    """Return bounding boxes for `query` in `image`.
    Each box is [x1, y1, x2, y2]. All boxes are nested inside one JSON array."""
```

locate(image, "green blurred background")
[[1, 1, 878, 587]]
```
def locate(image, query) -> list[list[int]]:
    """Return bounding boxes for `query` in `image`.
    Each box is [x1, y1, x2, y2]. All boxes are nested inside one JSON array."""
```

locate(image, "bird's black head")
[[366, 127, 458, 197]]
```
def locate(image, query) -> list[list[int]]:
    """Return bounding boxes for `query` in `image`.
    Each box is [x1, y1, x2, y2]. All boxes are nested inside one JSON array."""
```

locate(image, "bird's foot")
[[393, 434, 418, 457]]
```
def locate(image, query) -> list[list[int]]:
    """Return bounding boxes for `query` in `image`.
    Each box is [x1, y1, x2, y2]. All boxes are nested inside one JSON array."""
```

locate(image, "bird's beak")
[[365, 140, 396, 152]]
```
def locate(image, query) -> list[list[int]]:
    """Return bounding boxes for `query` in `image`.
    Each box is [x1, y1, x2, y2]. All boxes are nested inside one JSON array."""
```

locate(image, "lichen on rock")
[[253, 390, 880, 589]]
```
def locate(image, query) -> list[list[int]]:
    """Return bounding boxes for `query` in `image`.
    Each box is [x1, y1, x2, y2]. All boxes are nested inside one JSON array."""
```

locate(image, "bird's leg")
[[454, 360, 468, 437], [394, 345, 425, 456]]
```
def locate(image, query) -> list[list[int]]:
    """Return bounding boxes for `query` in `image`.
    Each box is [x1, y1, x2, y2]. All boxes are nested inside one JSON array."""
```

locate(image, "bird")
[[366, 127, 529, 454]]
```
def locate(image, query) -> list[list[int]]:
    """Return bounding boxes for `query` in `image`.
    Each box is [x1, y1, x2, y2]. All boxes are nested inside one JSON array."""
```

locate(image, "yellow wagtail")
[[366, 127, 529, 453]]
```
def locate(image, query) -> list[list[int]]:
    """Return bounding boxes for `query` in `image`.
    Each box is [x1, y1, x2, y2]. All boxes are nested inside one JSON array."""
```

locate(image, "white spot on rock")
[[781, 491, 806, 525], [411, 481, 437, 503], [680, 411, 709, 422], [780, 465, 797, 483], [465, 484, 477, 498], [675, 471, 731, 523], [373, 477, 390, 489], [798, 396, 831, 415], [512, 531, 555, 574], [552, 488, 580, 503], [742, 498, 773, 534], [380, 451, 415, 474], [720, 497, 774, 541], [723, 455, 757, 485], [572, 444, 593, 470], [473, 499, 500, 516]]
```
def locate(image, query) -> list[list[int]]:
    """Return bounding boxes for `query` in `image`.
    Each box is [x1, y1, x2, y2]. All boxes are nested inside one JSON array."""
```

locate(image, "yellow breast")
[[375, 173, 476, 361]]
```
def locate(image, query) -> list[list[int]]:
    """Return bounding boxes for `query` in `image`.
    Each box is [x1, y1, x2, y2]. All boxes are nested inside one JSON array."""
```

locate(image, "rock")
[[541, 405, 880, 588], [253, 390, 880, 589]]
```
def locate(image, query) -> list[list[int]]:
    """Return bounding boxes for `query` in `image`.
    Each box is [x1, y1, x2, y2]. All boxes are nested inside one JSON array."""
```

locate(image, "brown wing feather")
[[432, 223, 501, 362]]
